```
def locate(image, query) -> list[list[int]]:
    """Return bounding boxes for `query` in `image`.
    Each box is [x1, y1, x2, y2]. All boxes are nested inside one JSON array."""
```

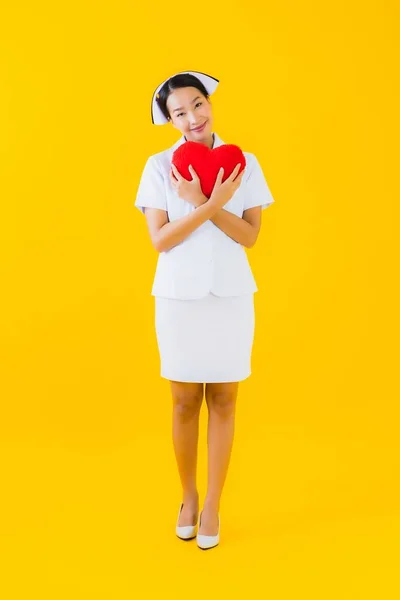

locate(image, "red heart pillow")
[[171, 141, 246, 199]]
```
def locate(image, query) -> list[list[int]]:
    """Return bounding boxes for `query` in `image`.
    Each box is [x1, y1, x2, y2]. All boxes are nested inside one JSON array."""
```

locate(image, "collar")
[[170, 131, 225, 152]]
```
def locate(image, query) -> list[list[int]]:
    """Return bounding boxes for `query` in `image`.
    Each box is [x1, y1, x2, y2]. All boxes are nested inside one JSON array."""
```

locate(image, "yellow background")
[[1, 1, 399, 597]]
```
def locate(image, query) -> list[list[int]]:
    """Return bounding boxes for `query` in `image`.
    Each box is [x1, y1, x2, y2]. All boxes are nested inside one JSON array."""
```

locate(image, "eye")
[[177, 102, 202, 118]]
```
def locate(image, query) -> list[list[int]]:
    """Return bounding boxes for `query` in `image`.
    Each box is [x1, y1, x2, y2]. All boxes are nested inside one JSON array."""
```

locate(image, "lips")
[[192, 121, 207, 132]]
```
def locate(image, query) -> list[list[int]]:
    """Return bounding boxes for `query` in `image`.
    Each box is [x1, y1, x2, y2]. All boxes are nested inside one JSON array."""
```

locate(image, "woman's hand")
[[170, 164, 205, 208], [209, 163, 245, 210]]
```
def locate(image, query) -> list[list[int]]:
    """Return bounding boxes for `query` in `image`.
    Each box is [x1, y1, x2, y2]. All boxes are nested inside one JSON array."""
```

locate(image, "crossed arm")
[[194, 193, 262, 248]]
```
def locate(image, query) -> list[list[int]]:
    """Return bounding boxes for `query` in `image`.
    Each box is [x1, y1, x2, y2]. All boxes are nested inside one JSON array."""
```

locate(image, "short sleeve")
[[243, 155, 275, 211], [134, 156, 167, 215]]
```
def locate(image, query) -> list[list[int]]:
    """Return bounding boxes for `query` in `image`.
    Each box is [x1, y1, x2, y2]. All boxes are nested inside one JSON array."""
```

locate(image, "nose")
[[188, 111, 199, 125]]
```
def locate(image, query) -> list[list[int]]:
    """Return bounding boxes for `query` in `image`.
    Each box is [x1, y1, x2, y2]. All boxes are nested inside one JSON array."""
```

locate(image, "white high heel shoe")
[[196, 510, 220, 549], [176, 503, 198, 540]]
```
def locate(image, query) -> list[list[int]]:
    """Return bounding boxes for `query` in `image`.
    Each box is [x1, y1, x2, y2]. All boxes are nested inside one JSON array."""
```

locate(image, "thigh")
[[205, 382, 239, 402], [170, 381, 204, 403]]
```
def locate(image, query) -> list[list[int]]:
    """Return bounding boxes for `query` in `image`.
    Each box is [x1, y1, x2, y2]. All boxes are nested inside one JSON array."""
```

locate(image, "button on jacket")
[[135, 132, 275, 299]]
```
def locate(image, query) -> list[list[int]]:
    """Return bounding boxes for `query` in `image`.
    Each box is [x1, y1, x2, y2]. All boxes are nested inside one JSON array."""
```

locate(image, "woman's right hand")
[[208, 163, 245, 209]]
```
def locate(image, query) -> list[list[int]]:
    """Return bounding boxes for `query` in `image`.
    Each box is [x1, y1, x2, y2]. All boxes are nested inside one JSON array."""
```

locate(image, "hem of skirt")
[[153, 291, 257, 299], [160, 371, 251, 383]]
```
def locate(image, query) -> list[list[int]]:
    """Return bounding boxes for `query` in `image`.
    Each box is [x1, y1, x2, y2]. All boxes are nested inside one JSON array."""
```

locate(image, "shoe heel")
[[176, 503, 198, 540]]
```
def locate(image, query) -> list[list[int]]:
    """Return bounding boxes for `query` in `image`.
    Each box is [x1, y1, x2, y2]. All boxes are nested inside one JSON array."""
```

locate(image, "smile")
[[192, 121, 207, 132]]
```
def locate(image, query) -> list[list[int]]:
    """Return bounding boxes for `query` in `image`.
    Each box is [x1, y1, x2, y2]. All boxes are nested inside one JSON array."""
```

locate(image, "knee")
[[173, 393, 203, 422], [206, 392, 236, 418]]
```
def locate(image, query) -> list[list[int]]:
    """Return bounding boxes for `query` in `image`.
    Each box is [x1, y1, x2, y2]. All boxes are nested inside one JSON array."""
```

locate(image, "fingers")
[[172, 163, 198, 183], [236, 168, 245, 182], [188, 164, 199, 179], [220, 164, 245, 185], [171, 163, 182, 181], [229, 163, 243, 181], [228, 164, 240, 179], [214, 167, 224, 185], [234, 170, 245, 188]]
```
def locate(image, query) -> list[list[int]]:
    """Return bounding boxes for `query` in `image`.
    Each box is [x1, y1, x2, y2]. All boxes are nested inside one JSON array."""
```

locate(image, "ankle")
[[182, 491, 199, 504], [202, 499, 220, 513]]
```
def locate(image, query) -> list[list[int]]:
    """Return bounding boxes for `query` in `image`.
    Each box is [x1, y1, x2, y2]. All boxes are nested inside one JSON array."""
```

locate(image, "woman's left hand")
[[170, 164, 206, 208]]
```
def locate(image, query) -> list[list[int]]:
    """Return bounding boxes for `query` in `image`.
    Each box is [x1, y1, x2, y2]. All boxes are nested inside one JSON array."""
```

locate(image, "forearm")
[[196, 195, 255, 247], [155, 200, 221, 253]]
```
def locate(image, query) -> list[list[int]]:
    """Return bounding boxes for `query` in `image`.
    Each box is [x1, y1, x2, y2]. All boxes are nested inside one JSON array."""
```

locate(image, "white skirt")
[[154, 292, 255, 383]]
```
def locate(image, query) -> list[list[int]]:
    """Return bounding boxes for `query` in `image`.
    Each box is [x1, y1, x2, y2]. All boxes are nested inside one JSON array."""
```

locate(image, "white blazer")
[[135, 132, 275, 299]]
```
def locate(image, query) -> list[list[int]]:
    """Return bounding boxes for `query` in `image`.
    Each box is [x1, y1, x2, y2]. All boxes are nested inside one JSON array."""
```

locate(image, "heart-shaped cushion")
[[171, 141, 246, 199]]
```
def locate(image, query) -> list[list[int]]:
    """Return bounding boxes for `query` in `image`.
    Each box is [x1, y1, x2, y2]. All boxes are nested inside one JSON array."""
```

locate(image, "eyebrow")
[[172, 96, 201, 113]]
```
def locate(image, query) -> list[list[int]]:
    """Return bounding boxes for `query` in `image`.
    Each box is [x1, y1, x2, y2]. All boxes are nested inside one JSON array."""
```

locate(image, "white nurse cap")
[[151, 70, 219, 125]]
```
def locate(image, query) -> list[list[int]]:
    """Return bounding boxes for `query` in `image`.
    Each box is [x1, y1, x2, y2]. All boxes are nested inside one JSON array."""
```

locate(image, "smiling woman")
[[154, 71, 217, 148], [135, 70, 275, 549]]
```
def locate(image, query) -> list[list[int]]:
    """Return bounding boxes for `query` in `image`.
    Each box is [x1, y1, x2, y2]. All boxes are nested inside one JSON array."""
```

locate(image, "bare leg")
[[199, 381, 239, 535], [170, 380, 204, 526]]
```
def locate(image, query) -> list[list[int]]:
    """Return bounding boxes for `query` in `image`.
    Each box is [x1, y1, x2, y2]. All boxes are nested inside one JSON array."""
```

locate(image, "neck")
[[184, 132, 214, 149]]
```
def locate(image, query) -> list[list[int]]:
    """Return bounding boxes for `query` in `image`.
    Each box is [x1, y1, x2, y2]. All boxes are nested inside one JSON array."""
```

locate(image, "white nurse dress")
[[135, 132, 275, 383]]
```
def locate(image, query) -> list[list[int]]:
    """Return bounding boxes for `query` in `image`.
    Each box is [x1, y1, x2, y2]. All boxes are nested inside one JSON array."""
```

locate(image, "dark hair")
[[156, 73, 210, 122]]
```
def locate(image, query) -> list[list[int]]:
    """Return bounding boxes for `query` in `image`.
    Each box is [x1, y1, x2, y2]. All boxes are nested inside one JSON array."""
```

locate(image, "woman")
[[135, 71, 275, 549]]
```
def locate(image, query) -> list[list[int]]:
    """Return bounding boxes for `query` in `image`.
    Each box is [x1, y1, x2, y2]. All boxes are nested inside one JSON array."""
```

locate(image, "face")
[[166, 86, 214, 145]]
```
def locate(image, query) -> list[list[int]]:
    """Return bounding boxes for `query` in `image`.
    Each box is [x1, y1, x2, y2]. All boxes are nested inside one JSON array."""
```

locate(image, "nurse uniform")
[[134, 71, 275, 383]]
